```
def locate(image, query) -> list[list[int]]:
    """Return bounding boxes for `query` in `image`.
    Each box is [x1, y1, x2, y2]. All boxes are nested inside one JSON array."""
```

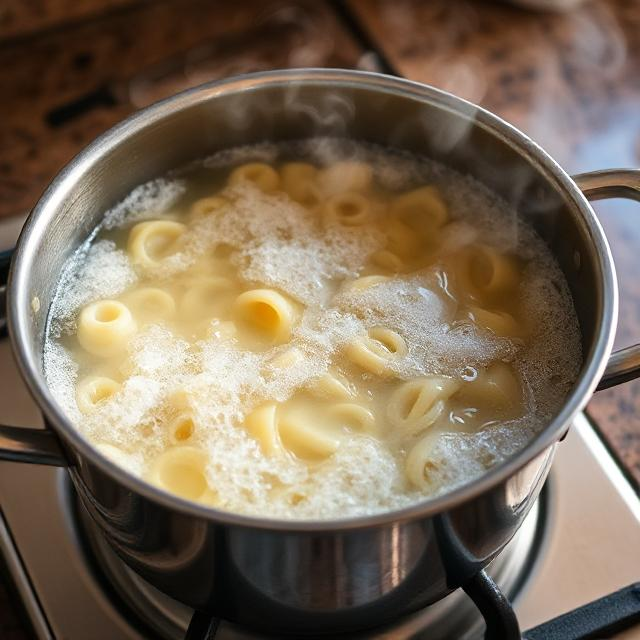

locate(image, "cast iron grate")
[[185, 571, 640, 640]]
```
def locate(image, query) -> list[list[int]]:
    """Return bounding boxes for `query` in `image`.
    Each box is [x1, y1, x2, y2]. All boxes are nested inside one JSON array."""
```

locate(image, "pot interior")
[[17, 71, 606, 474]]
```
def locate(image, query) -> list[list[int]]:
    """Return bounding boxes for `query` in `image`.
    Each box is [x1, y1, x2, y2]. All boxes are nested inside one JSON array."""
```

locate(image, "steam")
[[377, 1, 627, 168]]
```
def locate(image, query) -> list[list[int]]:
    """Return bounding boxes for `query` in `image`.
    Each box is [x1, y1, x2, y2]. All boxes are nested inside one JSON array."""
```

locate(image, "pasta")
[[229, 162, 279, 192], [387, 376, 459, 438], [148, 447, 216, 503], [77, 300, 137, 357], [280, 162, 321, 208], [309, 369, 355, 400], [234, 289, 297, 344], [383, 218, 422, 259], [266, 347, 303, 371], [371, 249, 405, 272], [278, 409, 341, 461], [128, 220, 186, 268], [323, 192, 373, 227], [454, 245, 520, 303], [328, 403, 376, 435], [167, 412, 196, 444], [405, 432, 441, 490], [244, 403, 282, 457], [467, 306, 522, 338], [390, 186, 448, 234], [76, 376, 121, 413], [457, 362, 523, 419], [45, 141, 582, 520], [346, 327, 407, 376], [344, 275, 389, 292], [189, 196, 228, 221]]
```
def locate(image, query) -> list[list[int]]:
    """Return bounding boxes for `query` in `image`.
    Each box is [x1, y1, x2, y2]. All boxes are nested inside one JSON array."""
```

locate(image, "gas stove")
[[0, 217, 639, 639]]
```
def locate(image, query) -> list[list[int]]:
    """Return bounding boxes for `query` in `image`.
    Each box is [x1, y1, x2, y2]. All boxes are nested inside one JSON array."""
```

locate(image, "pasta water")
[[43, 139, 582, 519]]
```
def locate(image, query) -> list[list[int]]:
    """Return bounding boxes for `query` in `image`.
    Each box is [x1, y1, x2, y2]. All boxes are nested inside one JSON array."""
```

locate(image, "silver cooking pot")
[[1, 69, 639, 635]]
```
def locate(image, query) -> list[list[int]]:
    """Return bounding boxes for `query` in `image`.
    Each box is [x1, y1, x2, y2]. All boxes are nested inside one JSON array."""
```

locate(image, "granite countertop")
[[1, 1, 639, 636]]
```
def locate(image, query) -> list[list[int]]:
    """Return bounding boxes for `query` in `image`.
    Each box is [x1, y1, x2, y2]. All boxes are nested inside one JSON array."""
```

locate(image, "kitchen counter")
[[1, 1, 639, 637]]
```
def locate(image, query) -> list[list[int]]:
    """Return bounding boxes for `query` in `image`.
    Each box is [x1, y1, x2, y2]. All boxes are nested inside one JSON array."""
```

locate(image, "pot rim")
[[8, 68, 618, 532]]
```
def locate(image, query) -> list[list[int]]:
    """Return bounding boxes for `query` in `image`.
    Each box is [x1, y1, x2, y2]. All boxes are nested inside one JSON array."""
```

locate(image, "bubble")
[[103, 177, 186, 229], [43, 138, 582, 519], [48, 240, 138, 336]]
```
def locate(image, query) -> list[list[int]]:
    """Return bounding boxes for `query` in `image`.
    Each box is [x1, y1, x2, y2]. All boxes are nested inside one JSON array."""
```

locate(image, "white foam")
[[125, 325, 194, 380], [43, 138, 582, 520], [201, 143, 279, 170], [103, 177, 186, 229], [334, 272, 515, 381], [42, 341, 81, 423], [81, 375, 163, 450], [48, 240, 138, 336]]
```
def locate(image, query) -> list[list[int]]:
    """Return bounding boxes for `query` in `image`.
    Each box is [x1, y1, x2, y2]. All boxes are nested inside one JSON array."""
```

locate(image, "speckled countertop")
[[1, 1, 640, 636]]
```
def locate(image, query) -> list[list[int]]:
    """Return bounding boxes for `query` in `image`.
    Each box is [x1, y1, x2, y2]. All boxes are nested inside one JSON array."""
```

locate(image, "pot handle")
[[573, 169, 640, 391], [0, 248, 68, 466]]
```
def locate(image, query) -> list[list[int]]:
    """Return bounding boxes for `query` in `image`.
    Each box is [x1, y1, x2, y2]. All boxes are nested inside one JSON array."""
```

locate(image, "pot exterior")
[[71, 435, 554, 632], [7, 70, 617, 633]]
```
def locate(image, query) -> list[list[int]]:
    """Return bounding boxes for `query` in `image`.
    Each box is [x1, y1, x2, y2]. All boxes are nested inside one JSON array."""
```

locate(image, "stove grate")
[[182, 575, 640, 640], [523, 582, 640, 640]]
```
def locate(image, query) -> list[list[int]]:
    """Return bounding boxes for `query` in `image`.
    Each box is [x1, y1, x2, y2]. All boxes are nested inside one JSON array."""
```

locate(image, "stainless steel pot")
[[1, 69, 639, 635]]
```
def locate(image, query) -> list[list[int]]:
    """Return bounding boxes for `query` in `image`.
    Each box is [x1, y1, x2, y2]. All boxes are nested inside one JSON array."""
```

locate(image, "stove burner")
[[75, 484, 544, 639], [75, 476, 640, 640]]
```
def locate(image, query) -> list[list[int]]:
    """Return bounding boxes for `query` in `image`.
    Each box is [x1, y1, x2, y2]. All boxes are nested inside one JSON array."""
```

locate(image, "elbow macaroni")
[[167, 412, 196, 444], [189, 196, 228, 221], [244, 403, 282, 457], [77, 300, 137, 357], [467, 306, 522, 338], [229, 162, 280, 193], [128, 220, 186, 268], [280, 162, 321, 208], [387, 376, 459, 438], [278, 410, 341, 461], [328, 403, 377, 435], [390, 186, 448, 235], [234, 289, 297, 344], [344, 275, 389, 292], [323, 192, 374, 227], [371, 249, 406, 273], [76, 376, 121, 413], [405, 433, 442, 490], [265, 347, 303, 372], [346, 327, 407, 377], [149, 447, 216, 504], [454, 245, 520, 303], [382, 218, 422, 259], [59, 152, 547, 515], [309, 369, 355, 400]]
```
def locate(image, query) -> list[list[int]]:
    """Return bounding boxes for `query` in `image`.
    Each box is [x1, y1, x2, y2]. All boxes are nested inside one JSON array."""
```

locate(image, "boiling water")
[[43, 139, 582, 520]]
